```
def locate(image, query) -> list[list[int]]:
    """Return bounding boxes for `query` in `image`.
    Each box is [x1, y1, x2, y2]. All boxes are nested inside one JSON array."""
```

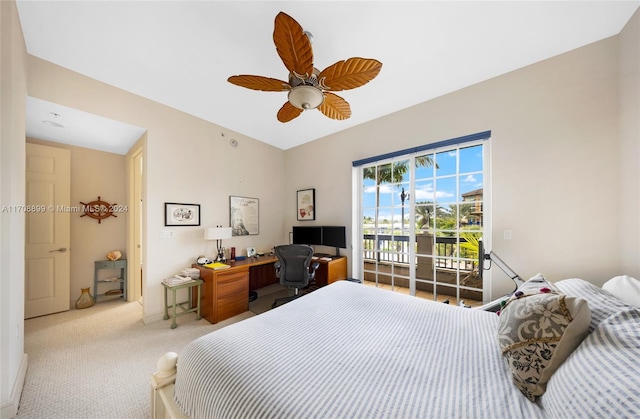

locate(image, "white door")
[[132, 148, 143, 301], [25, 143, 71, 319]]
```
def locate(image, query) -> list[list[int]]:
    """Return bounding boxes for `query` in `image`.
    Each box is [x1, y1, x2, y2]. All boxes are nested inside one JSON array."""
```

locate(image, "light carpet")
[[16, 298, 255, 419]]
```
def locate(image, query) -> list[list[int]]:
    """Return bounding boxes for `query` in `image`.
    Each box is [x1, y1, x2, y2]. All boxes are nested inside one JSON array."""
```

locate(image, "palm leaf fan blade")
[[227, 75, 290, 92], [273, 12, 313, 78], [319, 58, 382, 91], [318, 92, 351, 120], [277, 101, 303, 123]]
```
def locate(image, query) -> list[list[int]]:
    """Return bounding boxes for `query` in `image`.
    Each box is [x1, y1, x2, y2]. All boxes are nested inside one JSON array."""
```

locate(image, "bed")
[[151, 276, 640, 418]]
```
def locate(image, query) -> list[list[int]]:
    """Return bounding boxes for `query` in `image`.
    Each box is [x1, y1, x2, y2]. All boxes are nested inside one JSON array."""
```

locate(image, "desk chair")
[[272, 245, 320, 308]]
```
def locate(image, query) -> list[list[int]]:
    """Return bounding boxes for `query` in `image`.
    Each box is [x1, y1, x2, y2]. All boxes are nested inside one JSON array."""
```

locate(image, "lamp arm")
[[484, 251, 525, 290]]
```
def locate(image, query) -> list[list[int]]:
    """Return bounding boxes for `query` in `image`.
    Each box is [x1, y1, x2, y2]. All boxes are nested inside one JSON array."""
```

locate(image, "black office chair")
[[271, 245, 320, 308]]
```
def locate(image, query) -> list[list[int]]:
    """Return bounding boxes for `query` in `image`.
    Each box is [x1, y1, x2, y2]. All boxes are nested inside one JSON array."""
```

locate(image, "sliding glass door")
[[356, 136, 489, 306]]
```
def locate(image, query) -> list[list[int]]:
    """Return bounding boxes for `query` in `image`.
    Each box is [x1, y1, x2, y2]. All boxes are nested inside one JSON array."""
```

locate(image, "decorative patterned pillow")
[[497, 273, 591, 401]]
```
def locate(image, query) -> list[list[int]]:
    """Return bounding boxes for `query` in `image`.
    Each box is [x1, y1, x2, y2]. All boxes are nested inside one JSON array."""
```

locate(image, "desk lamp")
[[476, 238, 525, 312], [205, 226, 232, 262]]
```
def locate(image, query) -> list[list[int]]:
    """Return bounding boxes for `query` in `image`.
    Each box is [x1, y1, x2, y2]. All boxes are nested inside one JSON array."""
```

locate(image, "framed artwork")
[[164, 203, 200, 226], [297, 188, 315, 221], [230, 196, 259, 236]]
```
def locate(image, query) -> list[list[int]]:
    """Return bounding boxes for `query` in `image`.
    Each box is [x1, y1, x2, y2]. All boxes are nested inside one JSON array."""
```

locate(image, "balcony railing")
[[362, 234, 476, 271]]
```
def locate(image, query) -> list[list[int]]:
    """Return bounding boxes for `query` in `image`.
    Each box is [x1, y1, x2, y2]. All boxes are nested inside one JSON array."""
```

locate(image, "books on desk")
[[203, 262, 230, 270], [181, 267, 200, 279]]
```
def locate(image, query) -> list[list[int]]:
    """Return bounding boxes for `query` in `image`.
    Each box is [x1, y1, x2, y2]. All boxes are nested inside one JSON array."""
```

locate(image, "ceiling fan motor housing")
[[288, 68, 325, 110]]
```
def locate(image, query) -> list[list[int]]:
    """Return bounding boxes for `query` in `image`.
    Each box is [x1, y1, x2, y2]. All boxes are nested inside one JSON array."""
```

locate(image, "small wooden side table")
[[162, 279, 203, 329]]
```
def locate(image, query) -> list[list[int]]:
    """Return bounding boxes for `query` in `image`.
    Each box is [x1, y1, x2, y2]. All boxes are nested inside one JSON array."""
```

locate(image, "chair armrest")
[[308, 261, 320, 281], [274, 261, 282, 278]]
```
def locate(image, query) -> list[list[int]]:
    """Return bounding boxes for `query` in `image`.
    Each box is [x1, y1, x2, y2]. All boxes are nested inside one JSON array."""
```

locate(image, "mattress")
[[173, 281, 545, 418]]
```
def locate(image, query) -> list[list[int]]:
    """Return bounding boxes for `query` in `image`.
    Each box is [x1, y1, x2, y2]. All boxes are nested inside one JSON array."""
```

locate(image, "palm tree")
[[362, 156, 437, 256], [415, 201, 444, 230]]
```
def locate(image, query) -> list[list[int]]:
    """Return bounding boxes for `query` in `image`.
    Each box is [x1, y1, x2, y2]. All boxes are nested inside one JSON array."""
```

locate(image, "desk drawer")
[[216, 270, 248, 298], [216, 296, 247, 320], [95, 260, 126, 270], [214, 268, 248, 322]]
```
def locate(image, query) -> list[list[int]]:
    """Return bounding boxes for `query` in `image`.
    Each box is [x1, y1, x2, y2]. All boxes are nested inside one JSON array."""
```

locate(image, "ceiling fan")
[[228, 12, 382, 123]]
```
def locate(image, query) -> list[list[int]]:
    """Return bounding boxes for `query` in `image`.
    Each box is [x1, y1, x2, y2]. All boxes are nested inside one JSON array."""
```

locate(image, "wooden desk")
[[192, 254, 348, 323], [192, 255, 277, 324], [312, 256, 348, 287]]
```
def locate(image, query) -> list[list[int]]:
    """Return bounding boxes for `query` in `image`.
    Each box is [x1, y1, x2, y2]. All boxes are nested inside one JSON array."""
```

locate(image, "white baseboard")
[[0, 353, 28, 419], [143, 311, 166, 325]]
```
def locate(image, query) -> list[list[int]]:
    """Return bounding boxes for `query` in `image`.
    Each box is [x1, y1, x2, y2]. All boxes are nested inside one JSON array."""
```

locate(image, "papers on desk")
[[163, 275, 195, 286], [203, 262, 230, 270]]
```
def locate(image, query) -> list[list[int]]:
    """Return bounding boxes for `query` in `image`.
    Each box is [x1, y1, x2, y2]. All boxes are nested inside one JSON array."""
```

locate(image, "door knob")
[[49, 247, 68, 253]]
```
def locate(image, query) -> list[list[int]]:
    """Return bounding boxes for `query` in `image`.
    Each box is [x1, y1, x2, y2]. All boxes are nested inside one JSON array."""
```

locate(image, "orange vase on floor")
[[75, 287, 95, 309]]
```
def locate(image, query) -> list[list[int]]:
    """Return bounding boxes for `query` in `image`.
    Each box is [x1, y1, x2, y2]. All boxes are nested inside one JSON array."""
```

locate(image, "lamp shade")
[[204, 227, 232, 240]]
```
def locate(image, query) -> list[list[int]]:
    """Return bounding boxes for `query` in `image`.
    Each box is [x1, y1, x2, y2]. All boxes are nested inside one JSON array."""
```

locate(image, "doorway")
[[353, 133, 490, 306], [128, 143, 144, 303]]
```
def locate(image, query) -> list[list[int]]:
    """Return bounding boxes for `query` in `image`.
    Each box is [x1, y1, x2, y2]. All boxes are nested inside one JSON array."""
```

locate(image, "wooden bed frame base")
[[151, 352, 190, 419]]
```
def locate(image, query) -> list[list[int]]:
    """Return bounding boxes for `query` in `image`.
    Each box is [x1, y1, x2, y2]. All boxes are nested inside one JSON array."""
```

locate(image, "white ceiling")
[[17, 1, 640, 152]]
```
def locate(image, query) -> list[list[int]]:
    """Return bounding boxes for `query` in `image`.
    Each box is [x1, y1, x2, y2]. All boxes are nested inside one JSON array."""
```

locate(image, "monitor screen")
[[322, 226, 346, 249], [292, 226, 322, 245]]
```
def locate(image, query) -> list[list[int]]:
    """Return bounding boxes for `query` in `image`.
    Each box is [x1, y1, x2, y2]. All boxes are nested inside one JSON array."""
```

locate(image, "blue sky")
[[362, 144, 483, 212]]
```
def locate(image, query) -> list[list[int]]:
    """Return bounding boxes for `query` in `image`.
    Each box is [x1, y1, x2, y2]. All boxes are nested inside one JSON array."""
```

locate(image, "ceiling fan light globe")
[[288, 85, 324, 110]]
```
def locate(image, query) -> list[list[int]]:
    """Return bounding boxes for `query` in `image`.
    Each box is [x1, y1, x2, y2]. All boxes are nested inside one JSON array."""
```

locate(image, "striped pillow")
[[541, 308, 640, 417]]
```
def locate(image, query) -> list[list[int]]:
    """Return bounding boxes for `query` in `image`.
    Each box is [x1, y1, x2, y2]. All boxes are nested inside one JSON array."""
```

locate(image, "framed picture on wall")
[[297, 188, 315, 221], [230, 196, 259, 236], [164, 203, 200, 226]]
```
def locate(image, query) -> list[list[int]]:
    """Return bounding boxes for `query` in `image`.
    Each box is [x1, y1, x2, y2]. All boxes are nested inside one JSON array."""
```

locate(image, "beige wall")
[[26, 138, 128, 302], [618, 8, 640, 276], [1, 1, 28, 416], [26, 56, 288, 322], [287, 34, 632, 297]]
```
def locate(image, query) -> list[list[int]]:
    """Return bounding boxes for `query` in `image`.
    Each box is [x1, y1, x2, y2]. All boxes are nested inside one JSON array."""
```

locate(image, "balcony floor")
[[363, 280, 483, 308]]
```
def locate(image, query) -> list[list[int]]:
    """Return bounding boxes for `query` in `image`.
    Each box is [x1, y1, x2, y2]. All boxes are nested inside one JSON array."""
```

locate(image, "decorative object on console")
[[75, 287, 95, 309], [230, 196, 259, 236], [106, 250, 122, 261], [297, 188, 315, 221], [164, 202, 200, 226], [204, 226, 233, 262], [80, 196, 117, 224], [227, 12, 382, 123]]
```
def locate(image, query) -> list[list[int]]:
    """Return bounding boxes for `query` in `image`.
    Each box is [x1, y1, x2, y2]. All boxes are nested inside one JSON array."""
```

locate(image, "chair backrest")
[[274, 245, 315, 288]]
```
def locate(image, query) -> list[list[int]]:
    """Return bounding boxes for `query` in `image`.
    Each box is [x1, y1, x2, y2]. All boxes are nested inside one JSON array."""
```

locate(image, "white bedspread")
[[174, 281, 545, 418]]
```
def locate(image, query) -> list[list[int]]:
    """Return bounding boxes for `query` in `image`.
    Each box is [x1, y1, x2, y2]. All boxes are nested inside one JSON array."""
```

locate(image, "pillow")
[[541, 308, 640, 417], [497, 273, 591, 401], [602, 275, 640, 308], [556, 278, 636, 332]]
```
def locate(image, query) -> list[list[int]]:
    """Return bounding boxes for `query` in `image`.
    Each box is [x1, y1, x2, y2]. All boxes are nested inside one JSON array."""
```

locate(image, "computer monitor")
[[322, 226, 346, 256], [291, 226, 322, 245]]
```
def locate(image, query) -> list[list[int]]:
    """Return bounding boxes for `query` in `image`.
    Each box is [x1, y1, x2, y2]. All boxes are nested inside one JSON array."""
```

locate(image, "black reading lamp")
[[476, 238, 525, 312]]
